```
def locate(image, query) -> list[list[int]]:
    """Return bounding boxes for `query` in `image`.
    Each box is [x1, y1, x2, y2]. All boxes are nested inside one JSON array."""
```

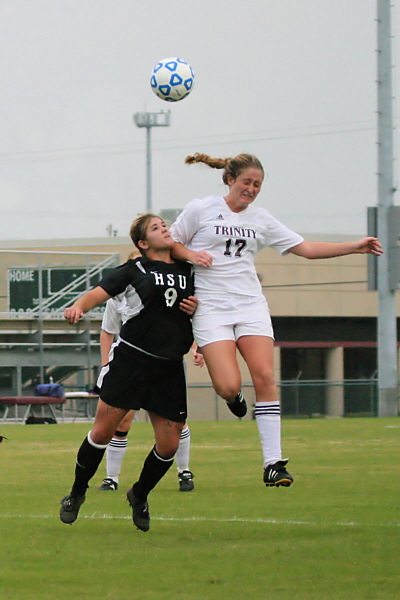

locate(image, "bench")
[[0, 396, 66, 424], [63, 392, 99, 420]]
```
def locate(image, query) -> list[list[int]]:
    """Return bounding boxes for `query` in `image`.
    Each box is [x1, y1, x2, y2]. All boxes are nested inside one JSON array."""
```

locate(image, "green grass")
[[0, 418, 399, 600]]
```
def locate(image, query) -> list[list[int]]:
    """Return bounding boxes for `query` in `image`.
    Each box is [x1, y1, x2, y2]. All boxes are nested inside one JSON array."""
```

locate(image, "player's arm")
[[172, 242, 213, 268], [192, 343, 204, 367], [64, 287, 111, 324], [288, 237, 383, 259], [179, 295, 199, 316], [170, 201, 213, 267], [100, 329, 115, 366]]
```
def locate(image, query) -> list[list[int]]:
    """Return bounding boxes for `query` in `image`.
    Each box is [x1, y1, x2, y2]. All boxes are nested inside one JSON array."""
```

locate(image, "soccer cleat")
[[97, 478, 118, 491], [263, 459, 293, 487], [178, 470, 194, 492], [226, 392, 247, 418], [126, 486, 150, 532], [59, 493, 86, 524]]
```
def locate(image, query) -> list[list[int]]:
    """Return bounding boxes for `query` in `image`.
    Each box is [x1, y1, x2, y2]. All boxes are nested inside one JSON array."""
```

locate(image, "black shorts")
[[96, 340, 187, 422]]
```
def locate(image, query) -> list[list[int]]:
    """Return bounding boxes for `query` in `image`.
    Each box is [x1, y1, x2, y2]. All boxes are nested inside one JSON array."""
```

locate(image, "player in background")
[[60, 214, 198, 532], [97, 291, 203, 493], [171, 152, 383, 488]]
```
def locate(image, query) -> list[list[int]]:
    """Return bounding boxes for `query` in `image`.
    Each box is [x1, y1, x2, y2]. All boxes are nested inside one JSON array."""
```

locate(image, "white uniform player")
[[171, 151, 382, 489], [102, 296, 129, 336], [98, 295, 195, 493], [171, 194, 303, 347]]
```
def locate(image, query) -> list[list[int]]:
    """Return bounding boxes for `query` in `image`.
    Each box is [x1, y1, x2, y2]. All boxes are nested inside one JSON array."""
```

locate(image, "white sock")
[[175, 425, 191, 472], [254, 402, 282, 468], [106, 437, 128, 483]]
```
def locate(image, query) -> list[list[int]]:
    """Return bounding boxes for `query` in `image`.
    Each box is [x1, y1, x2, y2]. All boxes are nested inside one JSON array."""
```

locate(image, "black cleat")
[[59, 493, 86, 524], [98, 478, 118, 491], [263, 459, 294, 487], [126, 486, 150, 532], [226, 392, 247, 418], [178, 470, 194, 492]]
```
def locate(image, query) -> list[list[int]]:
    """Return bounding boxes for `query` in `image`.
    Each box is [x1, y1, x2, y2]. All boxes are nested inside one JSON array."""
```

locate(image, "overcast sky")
[[1, 0, 399, 241]]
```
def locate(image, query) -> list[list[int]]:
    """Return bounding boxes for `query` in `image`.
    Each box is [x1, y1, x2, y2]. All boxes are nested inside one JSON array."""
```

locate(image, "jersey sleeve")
[[170, 199, 201, 245], [98, 262, 135, 297], [187, 263, 195, 296], [101, 298, 123, 334], [258, 210, 304, 255]]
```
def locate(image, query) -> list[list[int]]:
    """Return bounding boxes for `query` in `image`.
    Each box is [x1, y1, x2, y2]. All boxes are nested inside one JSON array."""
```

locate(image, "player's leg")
[[237, 335, 293, 487], [134, 412, 182, 494], [99, 409, 136, 491], [176, 422, 194, 491], [60, 399, 128, 524], [200, 340, 247, 417], [127, 412, 183, 532]]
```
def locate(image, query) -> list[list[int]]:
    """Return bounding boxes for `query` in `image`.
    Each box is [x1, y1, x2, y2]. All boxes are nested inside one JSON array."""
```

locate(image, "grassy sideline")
[[0, 418, 399, 600]]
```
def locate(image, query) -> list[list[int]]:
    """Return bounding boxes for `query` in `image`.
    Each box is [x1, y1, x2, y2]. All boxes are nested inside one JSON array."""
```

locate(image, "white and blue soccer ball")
[[150, 57, 195, 102]]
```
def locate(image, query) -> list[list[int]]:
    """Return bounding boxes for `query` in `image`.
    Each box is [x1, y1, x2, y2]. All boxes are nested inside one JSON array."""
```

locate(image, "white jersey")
[[170, 195, 304, 298], [101, 297, 128, 334]]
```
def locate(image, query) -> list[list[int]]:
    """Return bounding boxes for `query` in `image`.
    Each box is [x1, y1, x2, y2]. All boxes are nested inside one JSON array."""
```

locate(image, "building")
[[0, 233, 398, 420]]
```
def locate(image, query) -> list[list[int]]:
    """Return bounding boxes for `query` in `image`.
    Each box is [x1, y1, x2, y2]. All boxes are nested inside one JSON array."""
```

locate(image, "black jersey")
[[98, 257, 194, 360]]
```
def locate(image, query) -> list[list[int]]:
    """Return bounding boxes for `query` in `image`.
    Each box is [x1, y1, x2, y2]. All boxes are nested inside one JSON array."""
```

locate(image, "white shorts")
[[193, 295, 274, 348]]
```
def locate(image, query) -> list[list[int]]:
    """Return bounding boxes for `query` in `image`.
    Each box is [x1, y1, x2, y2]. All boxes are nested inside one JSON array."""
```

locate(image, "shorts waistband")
[[119, 337, 169, 360]]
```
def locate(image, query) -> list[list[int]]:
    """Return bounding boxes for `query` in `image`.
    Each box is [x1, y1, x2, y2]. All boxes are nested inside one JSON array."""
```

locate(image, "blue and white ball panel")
[[150, 57, 195, 102]]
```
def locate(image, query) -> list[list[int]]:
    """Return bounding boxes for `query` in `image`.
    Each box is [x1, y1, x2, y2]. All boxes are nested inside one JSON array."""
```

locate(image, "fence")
[[1, 378, 394, 423], [60, 378, 385, 421], [186, 379, 383, 420], [278, 378, 380, 417]]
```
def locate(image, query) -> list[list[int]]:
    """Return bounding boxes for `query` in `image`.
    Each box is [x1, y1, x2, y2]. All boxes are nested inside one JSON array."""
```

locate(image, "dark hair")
[[129, 213, 159, 255], [185, 152, 264, 185]]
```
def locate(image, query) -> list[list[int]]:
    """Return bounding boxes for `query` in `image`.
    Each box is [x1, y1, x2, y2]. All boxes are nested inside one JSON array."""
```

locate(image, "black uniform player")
[[97, 256, 194, 422], [59, 214, 198, 532]]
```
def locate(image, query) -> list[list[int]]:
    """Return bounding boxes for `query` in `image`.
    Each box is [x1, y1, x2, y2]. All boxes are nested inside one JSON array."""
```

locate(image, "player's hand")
[[179, 296, 199, 316], [192, 346, 204, 367], [354, 237, 383, 256], [64, 306, 84, 324], [191, 251, 213, 268]]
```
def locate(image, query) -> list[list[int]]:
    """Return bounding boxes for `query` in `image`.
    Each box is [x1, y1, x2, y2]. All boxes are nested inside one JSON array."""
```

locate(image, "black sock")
[[133, 445, 174, 500], [71, 436, 106, 496]]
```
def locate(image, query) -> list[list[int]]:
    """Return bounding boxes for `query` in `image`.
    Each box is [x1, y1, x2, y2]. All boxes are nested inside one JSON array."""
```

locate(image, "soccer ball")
[[150, 57, 195, 102]]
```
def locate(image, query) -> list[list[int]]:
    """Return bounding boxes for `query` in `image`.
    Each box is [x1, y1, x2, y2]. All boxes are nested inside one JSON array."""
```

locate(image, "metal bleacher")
[[0, 250, 120, 400]]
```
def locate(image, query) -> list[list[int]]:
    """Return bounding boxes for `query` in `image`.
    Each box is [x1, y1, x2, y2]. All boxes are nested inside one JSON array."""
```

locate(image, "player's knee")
[[89, 428, 112, 446], [119, 411, 135, 430], [213, 382, 241, 402], [253, 369, 276, 392], [156, 441, 179, 459]]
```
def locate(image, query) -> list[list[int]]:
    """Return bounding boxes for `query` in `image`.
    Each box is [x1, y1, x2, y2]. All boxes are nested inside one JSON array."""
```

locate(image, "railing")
[[0, 250, 120, 389], [29, 254, 118, 314], [187, 379, 384, 420], [278, 378, 380, 417], [1, 378, 397, 423], [1, 249, 120, 319]]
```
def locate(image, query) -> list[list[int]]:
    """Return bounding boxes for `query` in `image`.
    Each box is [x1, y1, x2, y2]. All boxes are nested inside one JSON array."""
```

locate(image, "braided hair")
[[185, 152, 264, 184]]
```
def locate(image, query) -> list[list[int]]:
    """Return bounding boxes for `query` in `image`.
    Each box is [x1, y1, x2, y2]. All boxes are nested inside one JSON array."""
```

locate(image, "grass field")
[[0, 417, 399, 600]]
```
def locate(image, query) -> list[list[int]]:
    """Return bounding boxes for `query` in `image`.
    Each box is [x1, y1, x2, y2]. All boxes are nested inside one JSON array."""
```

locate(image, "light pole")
[[376, 0, 398, 416], [368, 1, 399, 416], [133, 110, 171, 212]]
